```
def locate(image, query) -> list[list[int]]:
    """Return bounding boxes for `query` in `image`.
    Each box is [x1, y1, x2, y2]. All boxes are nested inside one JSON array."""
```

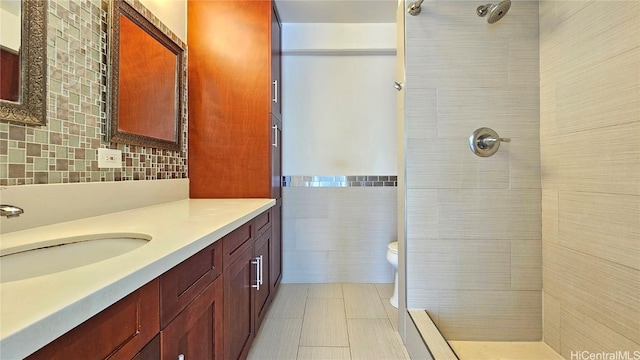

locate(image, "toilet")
[[386, 241, 399, 308]]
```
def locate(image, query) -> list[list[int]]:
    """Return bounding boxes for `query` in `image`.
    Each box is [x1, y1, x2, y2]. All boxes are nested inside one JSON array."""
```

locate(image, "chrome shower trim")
[[407, 0, 424, 16], [476, 0, 511, 24]]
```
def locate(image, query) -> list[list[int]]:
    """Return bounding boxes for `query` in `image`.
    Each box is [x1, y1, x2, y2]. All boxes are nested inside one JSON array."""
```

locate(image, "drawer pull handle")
[[272, 125, 278, 148], [252, 257, 260, 290], [178, 354, 185, 360], [272, 80, 278, 103]]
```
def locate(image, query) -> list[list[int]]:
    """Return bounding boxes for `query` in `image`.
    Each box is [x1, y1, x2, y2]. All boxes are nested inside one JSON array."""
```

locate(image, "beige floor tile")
[[248, 318, 303, 360], [382, 298, 399, 330], [297, 347, 351, 360], [448, 341, 564, 360], [375, 283, 394, 299], [343, 284, 388, 318], [308, 283, 344, 298], [348, 318, 409, 360], [299, 298, 350, 347], [267, 283, 309, 318]]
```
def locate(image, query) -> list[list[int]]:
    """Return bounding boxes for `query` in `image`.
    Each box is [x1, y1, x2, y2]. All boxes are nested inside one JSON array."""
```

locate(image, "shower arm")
[[407, 0, 424, 16]]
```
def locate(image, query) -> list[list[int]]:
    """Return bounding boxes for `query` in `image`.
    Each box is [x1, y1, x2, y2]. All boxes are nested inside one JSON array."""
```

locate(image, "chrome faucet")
[[1, 205, 24, 218]]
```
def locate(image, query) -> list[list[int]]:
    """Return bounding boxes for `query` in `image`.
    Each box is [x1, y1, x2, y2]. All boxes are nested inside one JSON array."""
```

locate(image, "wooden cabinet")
[[253, 230, 271, 331], [132, 335, 160, 360], [160, 241, 224, 360], [26, 280, 160, 360], [24, 210, 277, 360], [188, 0, 282, 199], [270, 198, 283, 291], [160, 278, 224, 360], [224, 240, 255, 360], [271, 6, 282, 119], [223, 210, 277, 360]]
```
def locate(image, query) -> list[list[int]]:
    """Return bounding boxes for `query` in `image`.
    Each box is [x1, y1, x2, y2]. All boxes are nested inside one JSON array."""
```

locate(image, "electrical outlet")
[[97, 148, 122, 169]]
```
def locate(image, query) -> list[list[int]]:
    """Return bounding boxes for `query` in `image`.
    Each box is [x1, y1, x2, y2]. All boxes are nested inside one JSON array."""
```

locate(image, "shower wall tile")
[[544, 1, 639, 80], [541, 1, 640, 354], [437, 189, 541, 240], [510, 239, 542, 290], [436, 290, 542, 341], [406, 241, 512, 290], [543, 243, 640, 344], [508, 37, 540, 87], [541, 122, 640, 196], [406, 189, 439, 240], [406, 34, 509, 89], [405, 88, 437, 139], [282, 187, 396, 283], [436, 88, 540, 139], [405, 0, 541, 341], [542, 292, 562, 354], [555, 48, 640, 135], [509, 139, 541, 189], [406, 138, 510, 190], [559, 191, 640, 270], [560, 305, 640, 357], [541, 189, 559, 244]]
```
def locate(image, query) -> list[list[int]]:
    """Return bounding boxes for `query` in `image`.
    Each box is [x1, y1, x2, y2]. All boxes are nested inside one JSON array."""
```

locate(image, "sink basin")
[[0, 233, 151, 283]]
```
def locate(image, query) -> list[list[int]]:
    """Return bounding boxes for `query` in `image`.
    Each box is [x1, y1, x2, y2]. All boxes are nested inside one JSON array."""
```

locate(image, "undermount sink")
[[0, 233, 152, 283]]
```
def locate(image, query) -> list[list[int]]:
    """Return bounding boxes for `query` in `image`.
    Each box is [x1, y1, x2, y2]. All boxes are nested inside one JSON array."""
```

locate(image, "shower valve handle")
[[469, 127, 510, 157]]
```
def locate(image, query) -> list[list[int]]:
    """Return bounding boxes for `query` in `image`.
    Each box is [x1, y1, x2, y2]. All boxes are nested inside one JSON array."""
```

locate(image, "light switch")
[[97, 148, 122, 169]]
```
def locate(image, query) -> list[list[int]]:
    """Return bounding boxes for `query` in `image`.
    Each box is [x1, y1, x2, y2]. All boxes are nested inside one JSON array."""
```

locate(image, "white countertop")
[[0, 198, 275, 360]]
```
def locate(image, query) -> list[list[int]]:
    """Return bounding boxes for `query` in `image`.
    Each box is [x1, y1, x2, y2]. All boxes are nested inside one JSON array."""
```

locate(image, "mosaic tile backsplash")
[[283, 176, 398, 187], [0, 0, 188, 186]]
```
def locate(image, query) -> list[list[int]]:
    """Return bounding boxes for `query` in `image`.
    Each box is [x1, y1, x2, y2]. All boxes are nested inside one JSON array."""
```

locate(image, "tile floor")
[[247, 283, 410, 360]]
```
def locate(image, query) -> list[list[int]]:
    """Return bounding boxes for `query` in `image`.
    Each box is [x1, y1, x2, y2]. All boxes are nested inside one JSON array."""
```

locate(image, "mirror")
[[108, 0, 185, 151], [0, 0, 47, 126]]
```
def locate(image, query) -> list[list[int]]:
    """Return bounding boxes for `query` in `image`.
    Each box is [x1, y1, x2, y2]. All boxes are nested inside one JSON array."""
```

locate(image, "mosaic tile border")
[[283, 175, 398, 187]]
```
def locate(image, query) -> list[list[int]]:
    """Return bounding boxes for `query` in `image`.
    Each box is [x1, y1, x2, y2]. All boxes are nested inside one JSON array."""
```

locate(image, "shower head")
[[476, 0, 511, 24]]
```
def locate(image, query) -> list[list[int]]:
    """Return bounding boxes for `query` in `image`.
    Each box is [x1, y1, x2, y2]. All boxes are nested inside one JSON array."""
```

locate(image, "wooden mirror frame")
[[0, 0, 47, 126], [107, 0, 185, 151]]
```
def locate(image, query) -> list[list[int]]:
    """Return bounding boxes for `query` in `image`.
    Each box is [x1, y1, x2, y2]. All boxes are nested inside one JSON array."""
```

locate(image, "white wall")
[[281, 23, 398, 284], [0, 7, 21, 51], [139, 0, 186, 42], [282, 23, 397, 175]]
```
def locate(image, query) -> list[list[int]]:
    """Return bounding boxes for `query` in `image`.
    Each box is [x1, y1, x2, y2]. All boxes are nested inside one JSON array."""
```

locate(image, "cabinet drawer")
[[223, 220, 253, 267], [255, 209, 272, 238], [160, 241, 223, 328], [26, 279, 160, 360]]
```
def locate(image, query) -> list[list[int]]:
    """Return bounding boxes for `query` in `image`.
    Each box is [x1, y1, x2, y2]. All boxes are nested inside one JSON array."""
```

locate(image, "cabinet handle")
[[178, 354, 185, 360], [252, 257, 260, 290], [272, 80, 278, 103], [258, 255, 264, 286], [272, 125, 278, 148]]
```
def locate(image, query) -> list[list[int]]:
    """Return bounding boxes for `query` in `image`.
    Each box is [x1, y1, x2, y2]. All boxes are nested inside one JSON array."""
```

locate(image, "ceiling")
[[274, 0, 397, 23]]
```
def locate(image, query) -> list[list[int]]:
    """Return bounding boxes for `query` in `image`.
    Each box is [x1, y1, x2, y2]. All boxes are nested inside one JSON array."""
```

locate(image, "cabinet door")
[[132, 335, 160, 360], [271, 114, 282, 199], [26, 280, 160, 360], [161, 277, 224, 360], [271, 5, 282, 119], [253, 230, 271, 331], [270, 198, 282, 292], [224, 243, 254, 360]]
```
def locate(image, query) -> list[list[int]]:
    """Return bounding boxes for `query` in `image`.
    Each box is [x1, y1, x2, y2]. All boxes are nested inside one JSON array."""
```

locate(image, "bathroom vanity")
[[0, 198, 276, 359]]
